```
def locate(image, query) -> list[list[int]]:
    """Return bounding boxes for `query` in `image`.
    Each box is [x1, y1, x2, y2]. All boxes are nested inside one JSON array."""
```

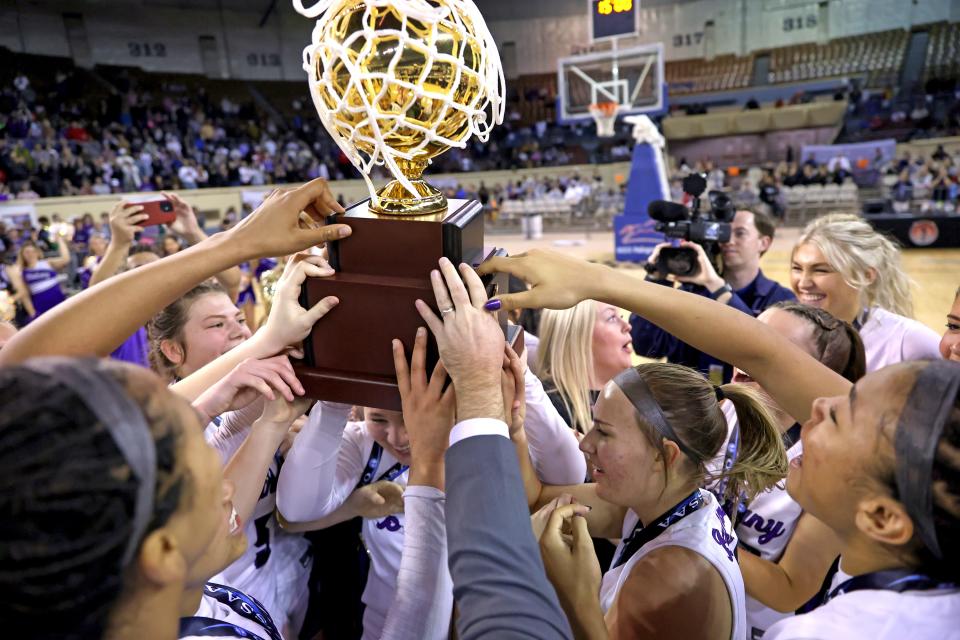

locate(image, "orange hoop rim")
[[589, 102, 620, 116]]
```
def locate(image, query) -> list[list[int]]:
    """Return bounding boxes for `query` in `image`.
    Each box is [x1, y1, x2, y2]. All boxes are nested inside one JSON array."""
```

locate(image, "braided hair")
[[0, 361, 185, 638]]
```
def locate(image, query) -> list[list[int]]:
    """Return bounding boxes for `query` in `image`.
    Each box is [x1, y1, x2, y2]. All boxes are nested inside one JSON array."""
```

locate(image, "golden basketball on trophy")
[[295, 0, 504, 215]]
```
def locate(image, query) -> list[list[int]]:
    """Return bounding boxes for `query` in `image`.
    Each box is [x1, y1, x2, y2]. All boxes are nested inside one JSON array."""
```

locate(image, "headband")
[[613, 367, 700, 462], [24, 357, 157, 567], [894, 360, 960, 560]]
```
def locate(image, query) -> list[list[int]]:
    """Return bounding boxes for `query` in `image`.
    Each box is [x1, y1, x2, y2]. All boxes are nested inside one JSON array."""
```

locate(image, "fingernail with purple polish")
[[484, 299, 502, 311]]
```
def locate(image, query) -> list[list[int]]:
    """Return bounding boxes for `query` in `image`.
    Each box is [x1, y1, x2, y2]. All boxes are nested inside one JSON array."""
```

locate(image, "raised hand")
[[193, 354, 304, 423], [415, 257, 504, 422], [163, 191, 205, 242], [392, 326, 456, 488], [227, 178, 349, 258], [258, 252, 339, 355], [107, 200, 148, 246], [476, 249, 604, 312]]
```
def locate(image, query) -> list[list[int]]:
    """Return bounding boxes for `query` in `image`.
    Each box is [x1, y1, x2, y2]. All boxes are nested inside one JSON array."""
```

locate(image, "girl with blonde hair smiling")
[[790, 213, 939, 370]]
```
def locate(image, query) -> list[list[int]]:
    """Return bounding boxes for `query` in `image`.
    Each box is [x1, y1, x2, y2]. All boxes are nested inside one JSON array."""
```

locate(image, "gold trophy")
[[292, 0, 514, 409], [296, 0, 504, 215]]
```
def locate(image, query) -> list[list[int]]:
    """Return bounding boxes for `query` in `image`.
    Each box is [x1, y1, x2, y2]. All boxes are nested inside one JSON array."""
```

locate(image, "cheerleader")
[[480, 248, 960, 640], [17, 239, 70, 320], [237, 258, 278, 331], [790, 213, 940, 370], [79, 233, 107, 289]]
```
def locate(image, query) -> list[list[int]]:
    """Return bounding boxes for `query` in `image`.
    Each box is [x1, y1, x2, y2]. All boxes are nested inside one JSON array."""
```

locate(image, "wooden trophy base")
[[296, 198, 521, 411]]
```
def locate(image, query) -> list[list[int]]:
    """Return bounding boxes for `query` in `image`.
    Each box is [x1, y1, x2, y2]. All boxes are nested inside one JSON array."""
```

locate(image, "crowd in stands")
[[0, 58, 634, 201]]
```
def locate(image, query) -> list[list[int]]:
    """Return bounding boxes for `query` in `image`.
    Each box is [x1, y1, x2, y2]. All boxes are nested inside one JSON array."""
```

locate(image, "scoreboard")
[[590, 0, 638, 42]]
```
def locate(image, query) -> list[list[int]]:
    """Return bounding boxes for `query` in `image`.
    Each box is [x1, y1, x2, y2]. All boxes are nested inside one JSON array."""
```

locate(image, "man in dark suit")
[[411, 257, 573, 640]]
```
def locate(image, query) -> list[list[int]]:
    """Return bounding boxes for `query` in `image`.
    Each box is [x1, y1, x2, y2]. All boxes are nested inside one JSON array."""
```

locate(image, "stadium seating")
[[769, 29, 908, 88], [925, 22, 960, 85]]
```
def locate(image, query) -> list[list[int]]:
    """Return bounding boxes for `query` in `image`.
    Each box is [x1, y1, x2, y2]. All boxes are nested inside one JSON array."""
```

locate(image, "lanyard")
[[197, 582, 283, 640], [716, 422, 801, 522], [355, 442, 408, 489], [824, 569, 957, 605], [715, 420, 741, 517], [612, 490, 704, 569]]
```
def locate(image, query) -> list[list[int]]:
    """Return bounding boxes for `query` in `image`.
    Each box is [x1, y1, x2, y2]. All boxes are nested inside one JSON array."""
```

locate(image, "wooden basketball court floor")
[[493, 226, 960, 336]]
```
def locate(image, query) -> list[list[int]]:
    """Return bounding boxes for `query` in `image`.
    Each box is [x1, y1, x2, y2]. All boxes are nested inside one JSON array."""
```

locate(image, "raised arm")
[[523, 367, 588, 484], [479, 250, 850, 424], [739, 512, 842, 612], [416, 258, 573, 640], [47, 235, 71, 270], [0, 179, 348, 366], [275, 401, 357, 522], [89, 201, 147, 288]]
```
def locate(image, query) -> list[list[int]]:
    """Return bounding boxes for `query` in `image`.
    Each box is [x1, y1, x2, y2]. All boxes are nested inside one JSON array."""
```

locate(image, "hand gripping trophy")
[[295, 0, 504, 215], [292, 0, 518, 409]]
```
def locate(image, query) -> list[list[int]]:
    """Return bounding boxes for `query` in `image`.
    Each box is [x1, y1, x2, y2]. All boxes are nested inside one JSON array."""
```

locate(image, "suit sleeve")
[[445, 433, 573, 640]]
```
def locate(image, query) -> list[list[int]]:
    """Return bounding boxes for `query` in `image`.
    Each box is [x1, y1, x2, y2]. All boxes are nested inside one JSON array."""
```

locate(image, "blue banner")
[[615, 139, 668, 262], [614, 216, 663, 262]]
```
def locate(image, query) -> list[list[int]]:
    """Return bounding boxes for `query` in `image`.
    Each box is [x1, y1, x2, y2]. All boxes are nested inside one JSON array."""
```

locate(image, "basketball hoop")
[[589, 102, 619, 137]]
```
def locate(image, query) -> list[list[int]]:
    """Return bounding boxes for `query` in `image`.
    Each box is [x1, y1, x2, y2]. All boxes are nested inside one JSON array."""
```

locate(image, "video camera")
[[644, 173, 735, 278]]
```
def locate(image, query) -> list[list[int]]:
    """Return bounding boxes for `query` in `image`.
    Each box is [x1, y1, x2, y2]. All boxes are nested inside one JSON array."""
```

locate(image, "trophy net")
[[296, 0, 505, 216]]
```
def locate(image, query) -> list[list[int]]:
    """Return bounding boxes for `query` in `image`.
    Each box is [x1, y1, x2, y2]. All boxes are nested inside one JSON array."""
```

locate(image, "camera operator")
[[630, 207, 794, 383]]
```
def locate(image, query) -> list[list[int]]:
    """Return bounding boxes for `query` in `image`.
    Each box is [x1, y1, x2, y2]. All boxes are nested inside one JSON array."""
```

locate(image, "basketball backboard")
[[557, 43, 665, 124]]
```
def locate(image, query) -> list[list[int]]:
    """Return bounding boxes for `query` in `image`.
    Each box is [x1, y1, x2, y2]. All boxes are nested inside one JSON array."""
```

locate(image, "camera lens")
[[160, 201, 173, 212]]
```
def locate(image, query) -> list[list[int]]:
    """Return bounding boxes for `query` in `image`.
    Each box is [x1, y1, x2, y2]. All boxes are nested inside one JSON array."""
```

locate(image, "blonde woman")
[[537, 300, 633, 434], [790, 213, 940, 370]]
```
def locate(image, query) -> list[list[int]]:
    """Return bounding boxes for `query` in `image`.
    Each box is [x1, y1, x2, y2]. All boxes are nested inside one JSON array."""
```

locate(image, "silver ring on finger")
[[440, 307, 455, 316]]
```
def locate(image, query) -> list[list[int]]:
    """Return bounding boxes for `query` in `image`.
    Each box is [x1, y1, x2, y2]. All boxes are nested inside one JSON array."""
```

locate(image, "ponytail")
[[712, 383, 788, 504], [621, 364, 786, 504]]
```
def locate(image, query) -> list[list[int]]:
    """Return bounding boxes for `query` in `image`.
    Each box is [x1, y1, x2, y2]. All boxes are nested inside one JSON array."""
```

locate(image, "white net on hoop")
[[589, 102, 619, 137], [294, 0, 505, 200]]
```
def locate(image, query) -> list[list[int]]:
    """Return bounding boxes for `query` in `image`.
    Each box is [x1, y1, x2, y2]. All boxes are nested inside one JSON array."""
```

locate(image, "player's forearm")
[[171, 333, 276, 403], [1, 234, 247, 365], [223, 421, 288, 526], [593, 268, 848, 423]]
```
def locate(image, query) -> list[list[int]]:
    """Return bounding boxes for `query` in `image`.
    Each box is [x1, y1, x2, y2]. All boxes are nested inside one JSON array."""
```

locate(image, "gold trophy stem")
[[370, 158, 448, 216]]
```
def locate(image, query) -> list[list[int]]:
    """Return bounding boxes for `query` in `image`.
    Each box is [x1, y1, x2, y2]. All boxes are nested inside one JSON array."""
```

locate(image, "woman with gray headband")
[[479, 249, 960, 640], [0, 179, 350, 638]]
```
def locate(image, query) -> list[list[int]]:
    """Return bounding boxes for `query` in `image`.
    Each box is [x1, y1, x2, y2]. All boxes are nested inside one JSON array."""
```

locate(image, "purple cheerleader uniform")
[[23, 260, 66, 320], [80, 255, 103, 290], [111, 326, 149, 368], [237, 258, 279, 306]]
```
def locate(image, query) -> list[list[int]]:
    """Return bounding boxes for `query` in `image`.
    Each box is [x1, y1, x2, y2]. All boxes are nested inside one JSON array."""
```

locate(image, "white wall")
[[1, 0, 957, 78]]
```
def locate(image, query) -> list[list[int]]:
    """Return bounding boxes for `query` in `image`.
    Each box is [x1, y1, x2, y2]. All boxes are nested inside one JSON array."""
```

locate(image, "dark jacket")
[[630, 270, 795, 383]]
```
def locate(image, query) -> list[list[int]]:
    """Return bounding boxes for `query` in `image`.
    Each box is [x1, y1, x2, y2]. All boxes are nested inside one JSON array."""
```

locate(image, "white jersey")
[[858, 306, 941, 372], [181, 582, 284, 640], [765, 587, 960, 640], [204, 418, 312, 635], [599, 491, 746, 640], [738, 438, 804, 639], [707, 402, 807, 639]]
